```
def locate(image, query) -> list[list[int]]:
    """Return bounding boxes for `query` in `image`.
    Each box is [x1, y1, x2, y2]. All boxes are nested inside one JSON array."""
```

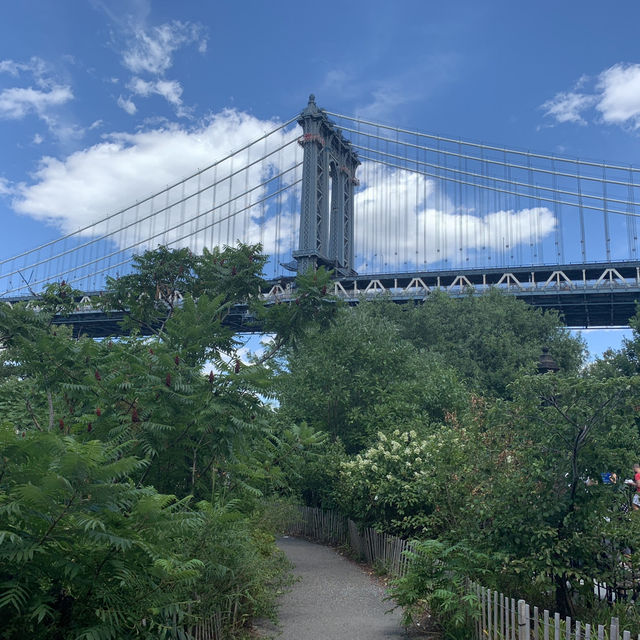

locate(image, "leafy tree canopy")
[[277, 303, 468, 453], [370, 289, 585, 397]]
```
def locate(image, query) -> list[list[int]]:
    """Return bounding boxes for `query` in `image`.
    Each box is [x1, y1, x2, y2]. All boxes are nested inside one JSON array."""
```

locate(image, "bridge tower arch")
[[293, 95, 360, 276]]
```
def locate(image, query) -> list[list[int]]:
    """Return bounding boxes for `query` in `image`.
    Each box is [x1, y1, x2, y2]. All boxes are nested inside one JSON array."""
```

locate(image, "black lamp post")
[[537, 347, 559, 375]]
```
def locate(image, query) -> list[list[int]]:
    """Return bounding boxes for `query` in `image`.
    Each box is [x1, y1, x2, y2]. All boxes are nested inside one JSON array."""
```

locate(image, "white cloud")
[[117, 95, 137, 115], [0, 60, 25, 76], [33, 133, 43, 144], [0, 57, 49, 84], [596, 63, 640, 128], [0, 56, 79, 142], [127, 76, 184, 110], [0, 177, 14, 196], [540, 91, 595, 125], [12, 110, 302, 275], [107, 16, 206, 116], [121, 20, 206, 75], [0, 85, 73, 120], [356, 87, 413, 122], [542, 63, 640, 130], [354, 163, 556, 269], [128, 76, 153, 96], [154, 80, 182, 107]]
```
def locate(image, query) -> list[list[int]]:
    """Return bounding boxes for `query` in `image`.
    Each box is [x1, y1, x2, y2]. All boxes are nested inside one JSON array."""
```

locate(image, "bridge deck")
[[4, 261, 640, 335]]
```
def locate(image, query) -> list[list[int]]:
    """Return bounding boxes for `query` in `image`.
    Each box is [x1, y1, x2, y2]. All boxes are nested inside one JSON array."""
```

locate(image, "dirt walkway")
[[258, 536, 407, 639]]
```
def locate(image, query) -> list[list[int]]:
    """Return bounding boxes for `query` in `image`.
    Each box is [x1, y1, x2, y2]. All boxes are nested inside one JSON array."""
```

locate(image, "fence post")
[[543, 609, 549, 640], [610, 618, 619, 640], [518, 600, 527, 640], [481, 587, 487, 639], [487, 589, 494, 640]]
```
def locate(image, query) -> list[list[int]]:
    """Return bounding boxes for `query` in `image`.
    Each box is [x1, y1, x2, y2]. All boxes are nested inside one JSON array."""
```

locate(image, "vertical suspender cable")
[[274, 146, 282, 277], [503, 148, 512, 265], [552, 157, 563, 264], [395, 127, 400, 268], [435, 138, 441, 267], [260, 137, 267, 252], [481, 145, 488, 266], [456, 140, 462, 267], [178, 181, 186, 251], [629, 167, 637, 259], [463, 144, 469, 265], [243, 146, 250, 249], [535, 184, 544, 265], [422, 137, 428, 267], [443, 139, 449, 265], [384, 133, 389, 270], [415, 131, 420, 269], [226, 156, 233, 247], [163, 188, 170, 247], [576, 164, 586, 263], [493, 153, 500, 266], [603, 163, 611, 262], [194, 172, 202, 255], [527, 152, 538, 263], [210, 164, 217, 252], [150, 195, 157, 255], [133, 202, 141, 271]]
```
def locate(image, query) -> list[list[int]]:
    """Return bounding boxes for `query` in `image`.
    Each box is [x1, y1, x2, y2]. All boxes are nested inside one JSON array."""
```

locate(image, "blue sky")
[[1, 0, 640, 357]]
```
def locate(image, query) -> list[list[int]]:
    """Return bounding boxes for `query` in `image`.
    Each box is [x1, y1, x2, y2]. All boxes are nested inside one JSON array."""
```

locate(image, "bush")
[[389, 540, 489, 640], [0, 426, 204, 639], [336, 427, 471, 537], [0, 426, 289, 639]]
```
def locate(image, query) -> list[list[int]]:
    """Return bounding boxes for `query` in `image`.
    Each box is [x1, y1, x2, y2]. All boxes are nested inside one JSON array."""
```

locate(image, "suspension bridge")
[[2, 94, 640, 332]]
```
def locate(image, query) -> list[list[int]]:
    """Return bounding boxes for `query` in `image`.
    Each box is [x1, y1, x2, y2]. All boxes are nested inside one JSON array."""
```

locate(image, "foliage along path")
[[257, 536, 407, 639]]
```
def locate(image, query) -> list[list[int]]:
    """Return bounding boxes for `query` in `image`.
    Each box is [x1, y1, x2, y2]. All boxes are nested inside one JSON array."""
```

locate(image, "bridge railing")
[[286, 505, 638, 640], [260, 265, 640, 301]]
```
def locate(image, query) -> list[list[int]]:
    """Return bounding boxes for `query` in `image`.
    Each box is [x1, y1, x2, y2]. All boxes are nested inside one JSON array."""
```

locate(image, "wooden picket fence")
[[286, 504, 415, 577], [189, 611, 222, 640], [473, 583, 640, 640], [184, 596, 240, 640], [287, 505, 638, 640]]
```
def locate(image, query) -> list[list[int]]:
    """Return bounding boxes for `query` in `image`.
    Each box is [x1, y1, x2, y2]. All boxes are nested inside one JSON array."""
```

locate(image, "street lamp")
[[537, 347, 559, 375]]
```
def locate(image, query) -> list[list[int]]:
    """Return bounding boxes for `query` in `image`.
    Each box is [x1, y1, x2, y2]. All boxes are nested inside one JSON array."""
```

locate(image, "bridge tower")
[[293, 95, 360, 276]]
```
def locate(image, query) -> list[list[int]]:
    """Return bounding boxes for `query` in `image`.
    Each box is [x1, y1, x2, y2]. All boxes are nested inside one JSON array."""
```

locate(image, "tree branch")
[[38, 490, 77, 547], [25, 398, 43, 431], [47, 390, 54, 431]]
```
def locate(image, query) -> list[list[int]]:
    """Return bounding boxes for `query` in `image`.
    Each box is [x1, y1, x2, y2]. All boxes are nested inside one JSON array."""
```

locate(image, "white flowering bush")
[[337, 426, 471, 537]]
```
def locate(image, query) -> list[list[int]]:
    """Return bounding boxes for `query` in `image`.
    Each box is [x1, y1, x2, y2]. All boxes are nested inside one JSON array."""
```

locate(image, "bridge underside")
[[7, 261, 640, 337], [266, 261, 640, 330]]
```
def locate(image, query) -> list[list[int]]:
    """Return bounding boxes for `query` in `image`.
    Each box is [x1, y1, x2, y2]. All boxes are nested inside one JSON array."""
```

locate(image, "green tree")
[[589, 309, 640, 379], [393, 289, 585, 397], [278, 303, 468, 453], [0, 426, 203, 639], [462, 373, 640, 616], [0, 244, 333, 638]]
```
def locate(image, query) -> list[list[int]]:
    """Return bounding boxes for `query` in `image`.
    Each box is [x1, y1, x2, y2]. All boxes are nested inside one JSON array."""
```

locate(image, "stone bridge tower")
[[293, 95, 360, 276]]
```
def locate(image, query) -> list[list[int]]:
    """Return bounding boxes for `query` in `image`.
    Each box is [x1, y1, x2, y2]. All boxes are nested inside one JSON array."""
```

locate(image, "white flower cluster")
[[341, 430, 434, 482]]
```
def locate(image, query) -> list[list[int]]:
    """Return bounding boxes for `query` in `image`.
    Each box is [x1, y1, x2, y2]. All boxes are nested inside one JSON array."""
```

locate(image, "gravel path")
[[263, 536, 407, 640]]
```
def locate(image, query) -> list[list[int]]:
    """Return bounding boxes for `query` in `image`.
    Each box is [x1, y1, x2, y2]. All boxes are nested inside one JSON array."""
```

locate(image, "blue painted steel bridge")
[[3, 95, 640, 332]]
